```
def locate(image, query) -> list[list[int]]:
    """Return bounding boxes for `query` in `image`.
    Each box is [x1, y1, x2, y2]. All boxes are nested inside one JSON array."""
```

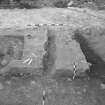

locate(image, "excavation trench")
[[73, 29, 105, 81]]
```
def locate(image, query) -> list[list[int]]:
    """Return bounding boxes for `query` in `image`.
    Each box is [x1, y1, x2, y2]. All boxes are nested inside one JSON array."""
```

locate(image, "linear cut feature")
[[43, 28, 56, 74]]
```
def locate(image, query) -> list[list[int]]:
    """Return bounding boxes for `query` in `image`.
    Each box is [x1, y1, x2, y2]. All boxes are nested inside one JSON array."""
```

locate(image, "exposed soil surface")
[[0, 67, 104, 105], [0, 7, 105, 105]]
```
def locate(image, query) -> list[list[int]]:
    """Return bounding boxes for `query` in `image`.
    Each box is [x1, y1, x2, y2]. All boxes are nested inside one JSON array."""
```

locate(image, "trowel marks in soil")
[[73, 28, 105, 78]]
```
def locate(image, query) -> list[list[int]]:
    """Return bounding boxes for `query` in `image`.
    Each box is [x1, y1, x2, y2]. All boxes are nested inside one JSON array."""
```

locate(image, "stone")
[[100, 83, 105, 89]]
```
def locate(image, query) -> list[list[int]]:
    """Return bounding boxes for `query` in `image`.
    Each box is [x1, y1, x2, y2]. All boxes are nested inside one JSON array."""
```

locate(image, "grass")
[[0, 0, 104, 10]]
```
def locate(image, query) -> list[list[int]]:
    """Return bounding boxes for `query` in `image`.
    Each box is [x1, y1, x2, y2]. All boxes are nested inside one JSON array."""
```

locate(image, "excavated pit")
[[73, 29, 105, 81]]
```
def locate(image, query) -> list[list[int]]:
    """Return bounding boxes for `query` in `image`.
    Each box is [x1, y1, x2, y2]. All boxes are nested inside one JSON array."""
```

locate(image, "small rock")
[[30, 81, 36, 85], [83, 88, 87, 93], [67, 78, 72, 81], [6, 81, 11, 85], [100, 83, 105, 89]]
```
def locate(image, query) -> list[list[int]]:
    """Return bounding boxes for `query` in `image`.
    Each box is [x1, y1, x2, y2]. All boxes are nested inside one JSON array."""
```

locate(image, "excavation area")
[[0, 8, 105, 105]]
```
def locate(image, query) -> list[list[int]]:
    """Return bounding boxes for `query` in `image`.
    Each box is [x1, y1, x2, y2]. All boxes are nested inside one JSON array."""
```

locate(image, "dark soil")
[[73, 29, 105, 83]]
